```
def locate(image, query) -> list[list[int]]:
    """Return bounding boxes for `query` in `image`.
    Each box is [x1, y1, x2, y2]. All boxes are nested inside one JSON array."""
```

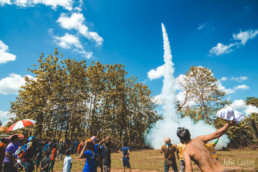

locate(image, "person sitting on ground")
[[3, 135, 20, 172], [63, 149, 72, 172], [176, 136, 186, 172], [103, 139, 111, 172], [160, 137, 178, 172], [205, 138, 219, 160], [179, 121, 235, 172], [121, 142, 131, 172], [40, 152, 51, 172], [80, 139, 96, 172]]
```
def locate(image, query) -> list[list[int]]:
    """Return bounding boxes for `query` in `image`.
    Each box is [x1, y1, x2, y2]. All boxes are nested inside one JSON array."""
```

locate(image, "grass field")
[[53, 149, 258, 172]]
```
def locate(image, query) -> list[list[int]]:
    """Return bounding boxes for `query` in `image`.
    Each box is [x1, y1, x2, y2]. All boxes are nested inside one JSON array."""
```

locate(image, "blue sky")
[[0, 0, 258, 124]]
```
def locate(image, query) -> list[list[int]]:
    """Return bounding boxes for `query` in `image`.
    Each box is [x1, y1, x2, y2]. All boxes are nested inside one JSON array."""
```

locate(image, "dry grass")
[[53, 149, 258, 172]]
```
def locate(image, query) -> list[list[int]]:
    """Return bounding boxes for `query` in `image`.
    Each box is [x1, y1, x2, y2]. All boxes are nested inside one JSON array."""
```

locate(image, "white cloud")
[[221, 77, 227, 81], [217, 80, 235, 94], [209, 43, 236, 56], [233, 30, 258, 45], [0, 0, 11, 5], [0, 40, 16, 64], [234, 84, 249, 90], [209, 29, 258, 56], [53, 33, 82, 49], [57, 13, 103, 46], [217, 80, 249, 95], [231, 99, 258, 115], [0, 111, 14, 125], [53, 33, 93, 59], [147, 65, 165, 80], [0, 73, 33, 95], [197, 23, 207, 31], [231, 76, 248, 82], [0, 0, 74, 10]]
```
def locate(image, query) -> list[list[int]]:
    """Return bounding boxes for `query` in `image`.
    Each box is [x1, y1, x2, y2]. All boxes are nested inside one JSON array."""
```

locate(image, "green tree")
[[10, 49, 160, 147], [178, 66, 229, 124]]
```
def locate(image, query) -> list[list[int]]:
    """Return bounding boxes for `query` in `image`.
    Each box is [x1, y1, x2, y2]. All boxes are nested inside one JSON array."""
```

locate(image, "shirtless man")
[[177, 121, 235, 172]]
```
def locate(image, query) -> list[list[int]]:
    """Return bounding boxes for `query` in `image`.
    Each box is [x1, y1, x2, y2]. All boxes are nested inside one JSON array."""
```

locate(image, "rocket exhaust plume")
[[145, 23, 230, 150]]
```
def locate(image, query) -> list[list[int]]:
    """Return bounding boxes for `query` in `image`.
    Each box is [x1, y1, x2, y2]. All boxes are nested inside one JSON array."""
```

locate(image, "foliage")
[[177, 66, 229, 124], [10, 49, 160, 146]]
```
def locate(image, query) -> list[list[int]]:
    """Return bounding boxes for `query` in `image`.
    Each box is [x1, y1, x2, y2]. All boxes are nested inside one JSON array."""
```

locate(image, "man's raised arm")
[[199, 121, 235, 142]]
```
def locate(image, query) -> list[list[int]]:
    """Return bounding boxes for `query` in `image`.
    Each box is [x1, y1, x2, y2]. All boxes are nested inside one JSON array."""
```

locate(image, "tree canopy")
[[10, 49, 161, 146]]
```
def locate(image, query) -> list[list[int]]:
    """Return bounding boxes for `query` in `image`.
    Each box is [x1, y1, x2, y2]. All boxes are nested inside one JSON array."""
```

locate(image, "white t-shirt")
[[216, 107, 245, 123], [63, 155, 72, 172]]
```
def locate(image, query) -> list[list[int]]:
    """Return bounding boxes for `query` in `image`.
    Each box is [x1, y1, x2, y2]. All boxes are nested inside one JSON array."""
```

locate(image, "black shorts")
[[123, 158, 131, 168]]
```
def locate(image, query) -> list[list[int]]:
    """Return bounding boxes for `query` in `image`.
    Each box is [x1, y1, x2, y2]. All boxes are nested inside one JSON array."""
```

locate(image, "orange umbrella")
[[0, 126, 8, 132]]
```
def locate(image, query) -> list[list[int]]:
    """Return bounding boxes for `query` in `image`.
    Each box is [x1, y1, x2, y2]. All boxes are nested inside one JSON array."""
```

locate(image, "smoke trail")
[[145, 23, 230, 150]]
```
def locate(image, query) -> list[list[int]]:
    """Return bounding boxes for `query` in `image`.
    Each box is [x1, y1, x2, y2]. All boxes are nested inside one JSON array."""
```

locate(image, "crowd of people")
[[0, 134, 131, 172], [0, 120, 235, 172]]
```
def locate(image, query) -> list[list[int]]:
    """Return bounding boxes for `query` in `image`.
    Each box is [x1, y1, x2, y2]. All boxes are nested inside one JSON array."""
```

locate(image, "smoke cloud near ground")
[[145, 23, 230, 150]]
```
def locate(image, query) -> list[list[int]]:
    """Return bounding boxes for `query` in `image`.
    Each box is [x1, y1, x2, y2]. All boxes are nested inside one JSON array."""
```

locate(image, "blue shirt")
[[94, 144, 99, 155], [44, 144, 49, 152], [20, 144, 27, 152], [83, 150, 96, 172], [121, 147, 130, 159]]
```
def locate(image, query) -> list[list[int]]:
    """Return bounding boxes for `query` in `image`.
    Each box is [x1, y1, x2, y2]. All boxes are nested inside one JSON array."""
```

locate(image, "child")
[[49, 144, 57, 172], [40, 152, 51, 172], [63, 149, 72, 172], [121, 142, 131, 172]]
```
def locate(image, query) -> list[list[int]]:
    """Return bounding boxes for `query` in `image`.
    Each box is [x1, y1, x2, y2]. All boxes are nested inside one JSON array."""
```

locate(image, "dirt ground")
[[53, 149, 258, 172]]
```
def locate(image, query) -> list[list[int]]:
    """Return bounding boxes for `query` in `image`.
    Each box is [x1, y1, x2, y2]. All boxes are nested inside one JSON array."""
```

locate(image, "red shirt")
[[51, 148, 57, 160]]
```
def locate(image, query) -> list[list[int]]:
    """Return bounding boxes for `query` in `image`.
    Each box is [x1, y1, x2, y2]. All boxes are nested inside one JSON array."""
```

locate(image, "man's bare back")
[[178, 121, 235, 172], [183, 137, 223, 172]]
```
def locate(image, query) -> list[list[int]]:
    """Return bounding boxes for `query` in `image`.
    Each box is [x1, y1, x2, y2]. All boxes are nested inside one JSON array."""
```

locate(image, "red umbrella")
[[8, 134, 24, 139], [6, 119, 36, 132]]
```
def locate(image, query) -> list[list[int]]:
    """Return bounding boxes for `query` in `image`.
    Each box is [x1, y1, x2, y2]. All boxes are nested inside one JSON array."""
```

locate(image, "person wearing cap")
[[27, 136, 35, 149], [160, 137, 178, 172], [0, 138, 8, 172], [63, 149, 72, 172], [3, 135, 20, 172]]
